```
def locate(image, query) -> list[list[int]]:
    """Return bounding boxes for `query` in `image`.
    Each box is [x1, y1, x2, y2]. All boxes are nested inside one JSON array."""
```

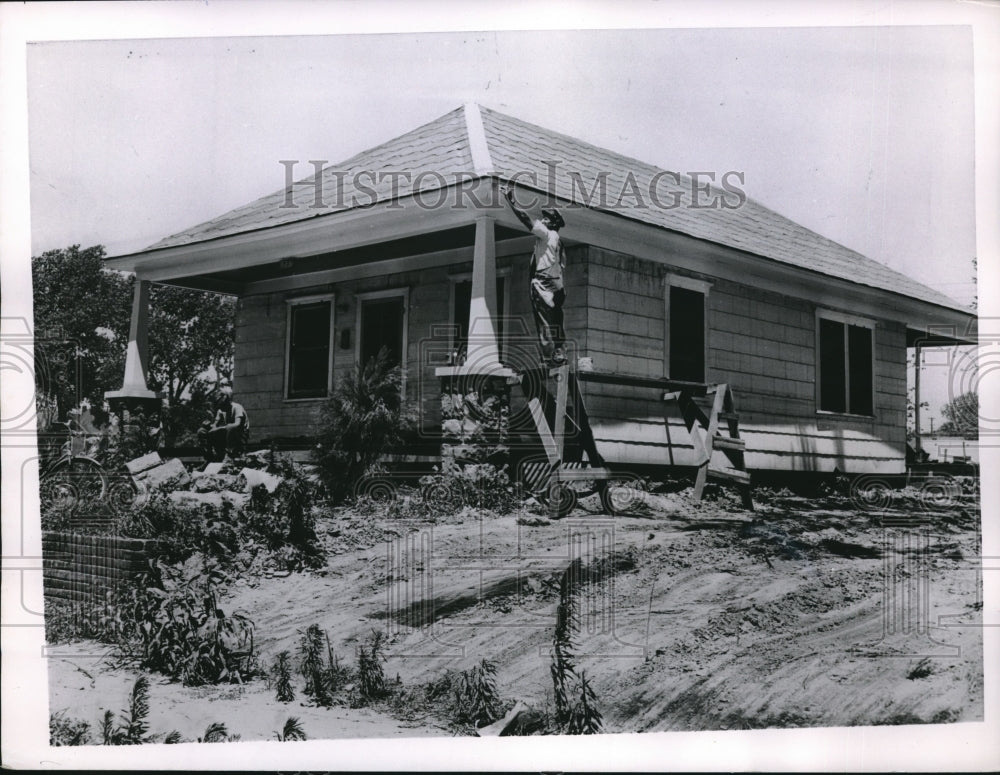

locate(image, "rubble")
[[128, 454, 190, 491], [238, 468, 284, 494]]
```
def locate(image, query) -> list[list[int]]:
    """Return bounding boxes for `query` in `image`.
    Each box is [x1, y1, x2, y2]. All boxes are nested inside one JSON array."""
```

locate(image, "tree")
[[937, 391, 978, 438], [31, 245, 132, 414], [32, 244, 236, 443], [147, 285, 235, 405]]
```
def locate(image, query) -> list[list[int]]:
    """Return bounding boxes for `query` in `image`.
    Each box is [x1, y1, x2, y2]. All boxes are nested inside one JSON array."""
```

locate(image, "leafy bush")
[[50, 711, 91, 746], [115, 567, 256, 686], [314, 348, 416, 502]]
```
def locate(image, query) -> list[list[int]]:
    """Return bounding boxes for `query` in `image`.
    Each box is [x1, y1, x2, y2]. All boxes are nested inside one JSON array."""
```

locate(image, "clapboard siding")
[[577, 248, 908, 473], [233, 252, 571, 442], [232, 239, 910, 473]]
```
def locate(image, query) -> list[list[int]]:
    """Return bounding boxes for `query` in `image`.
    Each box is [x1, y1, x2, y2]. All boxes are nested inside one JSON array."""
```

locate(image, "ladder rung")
[[718, 412, 740, 422], [712, 435, 746, 451], [707, 467, 751, 485], [555, 466, 613, 482]]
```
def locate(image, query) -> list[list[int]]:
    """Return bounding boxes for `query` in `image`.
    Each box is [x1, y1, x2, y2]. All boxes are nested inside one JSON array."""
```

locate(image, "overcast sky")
[[27, 26, 977, 307]]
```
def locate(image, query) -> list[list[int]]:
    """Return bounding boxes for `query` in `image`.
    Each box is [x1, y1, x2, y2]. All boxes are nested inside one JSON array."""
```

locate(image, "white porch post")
[[463, 215, 501, 370], [105, 279, 160, 400]]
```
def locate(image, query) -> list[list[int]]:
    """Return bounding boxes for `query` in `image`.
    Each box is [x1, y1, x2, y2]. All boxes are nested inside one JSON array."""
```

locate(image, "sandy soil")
[[47, 485, 983, 740]]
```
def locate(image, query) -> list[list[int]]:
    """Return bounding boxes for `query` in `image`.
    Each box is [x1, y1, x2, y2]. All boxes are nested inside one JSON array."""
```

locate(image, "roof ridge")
[[463, 102, 493, 176]]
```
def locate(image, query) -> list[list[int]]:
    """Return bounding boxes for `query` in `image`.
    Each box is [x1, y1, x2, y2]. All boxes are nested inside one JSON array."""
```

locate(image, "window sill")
[[815, 410, 876, 422], [283, 396, 328, 404]]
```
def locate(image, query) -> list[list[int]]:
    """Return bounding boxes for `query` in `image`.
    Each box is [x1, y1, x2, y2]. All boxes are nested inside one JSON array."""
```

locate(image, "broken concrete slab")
[[475, 700, 543, 736], [192, 473, 239, 493], [200, 462, 225, 476], [134, 457, 190, 491], [168, 489, 249, 510], [238, 468, 283, 494], [125, 451, 163, 476]]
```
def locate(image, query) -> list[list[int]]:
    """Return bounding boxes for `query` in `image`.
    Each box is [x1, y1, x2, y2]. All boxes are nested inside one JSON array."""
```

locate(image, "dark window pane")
[[670, 286, 704, 382], [848, 324, 873, 415], [453, 280, 471, 347], [360, 297, 404, 368], [819, 318, 846, 412], [288, 301, 330, 398]]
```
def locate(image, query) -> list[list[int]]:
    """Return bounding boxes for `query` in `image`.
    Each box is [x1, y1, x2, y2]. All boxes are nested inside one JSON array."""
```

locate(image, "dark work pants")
[[530, 281, 566, 361]]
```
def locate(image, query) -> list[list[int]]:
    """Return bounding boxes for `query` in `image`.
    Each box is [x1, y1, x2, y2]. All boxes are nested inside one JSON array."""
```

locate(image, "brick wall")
[[42, 532, 160, 603]]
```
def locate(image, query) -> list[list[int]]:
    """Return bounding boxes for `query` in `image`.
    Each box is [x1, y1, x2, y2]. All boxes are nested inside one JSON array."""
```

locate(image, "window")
[[665, 276, 711, 382], [356, 290, 408, 371], [450, 276, 507, 358], [286, 296, 334, 399], [817, 312, 874, 415]]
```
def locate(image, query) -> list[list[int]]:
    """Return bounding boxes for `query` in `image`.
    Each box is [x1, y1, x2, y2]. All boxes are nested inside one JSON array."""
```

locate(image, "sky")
[[27, 26, 977, 307]]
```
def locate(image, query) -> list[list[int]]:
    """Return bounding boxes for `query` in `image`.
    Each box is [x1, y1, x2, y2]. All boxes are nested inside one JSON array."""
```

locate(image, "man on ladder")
[[502, 185, 568, 368]]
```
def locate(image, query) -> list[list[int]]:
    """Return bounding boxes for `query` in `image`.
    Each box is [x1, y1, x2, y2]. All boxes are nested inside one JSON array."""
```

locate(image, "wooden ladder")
[[667, 382, 753, 510], [514, 364, 614, 518]]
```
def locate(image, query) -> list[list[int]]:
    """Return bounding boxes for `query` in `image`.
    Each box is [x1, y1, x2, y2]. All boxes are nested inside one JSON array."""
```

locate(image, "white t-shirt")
[[530, 219, 565, 280]]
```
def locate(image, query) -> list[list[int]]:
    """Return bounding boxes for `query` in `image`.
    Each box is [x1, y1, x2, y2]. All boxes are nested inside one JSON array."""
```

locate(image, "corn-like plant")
[[272, 651, 295, 702], [565, 671, 603, 735], [120, 675, 152, 744], [357, 629, 388, 701], [453, 659, 504, 727], [549, 558, 603, 735], [297, 624, 334, 707], [274, 716, 307, 742], [198, 721, 238, 743]]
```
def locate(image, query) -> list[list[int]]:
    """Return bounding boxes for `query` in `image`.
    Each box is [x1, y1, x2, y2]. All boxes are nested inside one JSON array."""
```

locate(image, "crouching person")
[[198, 387, 250, 463]]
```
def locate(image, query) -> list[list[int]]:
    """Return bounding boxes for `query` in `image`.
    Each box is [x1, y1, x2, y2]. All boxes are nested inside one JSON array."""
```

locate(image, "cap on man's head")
[[541, 208, 565, 229]]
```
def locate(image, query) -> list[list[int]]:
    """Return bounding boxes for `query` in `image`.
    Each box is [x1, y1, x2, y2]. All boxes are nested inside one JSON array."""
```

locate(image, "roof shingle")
[[138, 103, 964, 312]]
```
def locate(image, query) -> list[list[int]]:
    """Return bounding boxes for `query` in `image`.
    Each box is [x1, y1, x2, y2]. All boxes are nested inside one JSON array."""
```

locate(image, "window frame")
[[815, 308, 877, 418], [354, 288, 410, 388], [664, 274, 712, 382], [447, 268, 511, 359], [284, 293, 335, 402]]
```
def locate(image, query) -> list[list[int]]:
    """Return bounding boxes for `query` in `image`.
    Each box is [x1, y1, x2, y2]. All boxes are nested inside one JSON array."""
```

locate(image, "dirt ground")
[[47, 483, 983, 740]]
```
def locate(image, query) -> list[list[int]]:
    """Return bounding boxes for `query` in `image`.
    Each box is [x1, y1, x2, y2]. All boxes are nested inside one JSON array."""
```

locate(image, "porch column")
[[105, 279, 160, 401], [463, 215, 501, 371]]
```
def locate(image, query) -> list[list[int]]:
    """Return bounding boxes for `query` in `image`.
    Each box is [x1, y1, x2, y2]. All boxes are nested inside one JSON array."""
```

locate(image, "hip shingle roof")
[[138, 104, 965, 312]]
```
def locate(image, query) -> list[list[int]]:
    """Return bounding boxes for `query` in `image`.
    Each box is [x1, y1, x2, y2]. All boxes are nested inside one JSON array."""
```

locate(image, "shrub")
[[50, 711, 91, 746], [115, 568, 256, 686], [315, 348, 416, 502]]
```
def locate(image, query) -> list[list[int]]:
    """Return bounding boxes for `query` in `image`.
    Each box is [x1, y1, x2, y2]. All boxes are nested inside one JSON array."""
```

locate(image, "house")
[[104, 103, 976, 476]]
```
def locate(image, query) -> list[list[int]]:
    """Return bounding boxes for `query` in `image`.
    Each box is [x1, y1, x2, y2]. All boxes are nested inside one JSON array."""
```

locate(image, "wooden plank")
[[712, 435, 746, 452], [527, 397, 560, 466], [555, 467, 613, 482], [553, 366, 569, 461], [578, 371, 709, 396], [707, 468, 751, 485]]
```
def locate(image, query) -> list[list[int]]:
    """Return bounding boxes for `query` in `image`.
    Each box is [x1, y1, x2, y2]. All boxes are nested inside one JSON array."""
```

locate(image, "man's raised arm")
[[501, 185, 534, 231]]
